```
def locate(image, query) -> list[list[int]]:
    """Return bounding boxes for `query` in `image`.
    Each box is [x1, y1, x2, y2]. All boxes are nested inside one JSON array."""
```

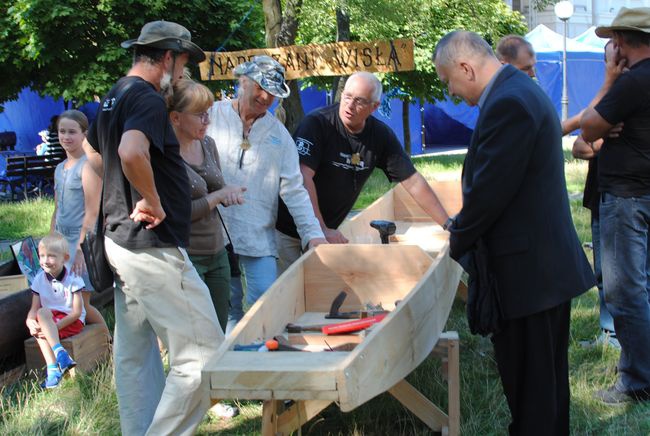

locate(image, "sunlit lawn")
[[2, 151, 649, 435]]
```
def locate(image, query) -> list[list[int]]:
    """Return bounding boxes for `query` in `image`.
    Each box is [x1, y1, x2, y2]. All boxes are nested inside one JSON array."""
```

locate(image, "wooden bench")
[[2, 150, 65, 200], [24, 323, 111, 376]]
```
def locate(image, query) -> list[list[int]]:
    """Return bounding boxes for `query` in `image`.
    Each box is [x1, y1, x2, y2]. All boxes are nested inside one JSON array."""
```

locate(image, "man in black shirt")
[[582, 7, 650, 405], [83, 21, 224, 434], [275, 72, 449, 269]]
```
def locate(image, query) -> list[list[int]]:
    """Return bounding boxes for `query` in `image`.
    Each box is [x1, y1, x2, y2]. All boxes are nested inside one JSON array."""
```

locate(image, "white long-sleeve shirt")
[[207, 100, 324, 257]]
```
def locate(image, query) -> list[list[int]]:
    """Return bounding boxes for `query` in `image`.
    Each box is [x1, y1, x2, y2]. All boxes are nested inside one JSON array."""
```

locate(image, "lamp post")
[[555, 1, 574, 121]]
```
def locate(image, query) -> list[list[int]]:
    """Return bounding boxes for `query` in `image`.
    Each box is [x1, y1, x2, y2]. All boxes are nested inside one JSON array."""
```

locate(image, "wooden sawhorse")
[[259, 331, 460, 436]]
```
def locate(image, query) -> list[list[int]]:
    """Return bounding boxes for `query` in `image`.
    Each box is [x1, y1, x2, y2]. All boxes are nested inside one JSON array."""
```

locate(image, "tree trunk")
[[262, 0, 282, 47], [332, 5, 351, 103], [402, 98, 411, 156], [262, 0, 304, 134]]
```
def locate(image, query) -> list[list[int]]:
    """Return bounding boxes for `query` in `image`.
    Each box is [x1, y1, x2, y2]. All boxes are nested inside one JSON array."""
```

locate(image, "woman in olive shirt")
[[168, 79, 245, 332]]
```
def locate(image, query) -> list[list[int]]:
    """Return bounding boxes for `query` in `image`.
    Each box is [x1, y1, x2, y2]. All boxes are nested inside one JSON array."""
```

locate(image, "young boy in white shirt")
[[26, 232, 86, 389]]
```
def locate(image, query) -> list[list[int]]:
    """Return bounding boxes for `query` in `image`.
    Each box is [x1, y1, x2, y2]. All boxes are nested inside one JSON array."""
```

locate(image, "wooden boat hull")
[[204, 242, 462, 412], [339, 179, 462, 255]]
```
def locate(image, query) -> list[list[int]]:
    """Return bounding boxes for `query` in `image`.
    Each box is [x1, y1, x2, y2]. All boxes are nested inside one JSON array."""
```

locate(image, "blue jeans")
[[591, 215, 615, 333], [226, 255, 277, 332], [600, 192, 650, 392]]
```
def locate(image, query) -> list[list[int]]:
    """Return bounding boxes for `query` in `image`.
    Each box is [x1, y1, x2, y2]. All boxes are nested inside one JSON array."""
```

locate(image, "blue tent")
[[0, 88, 100, 154], [0, 88, 65, 153], [527, 24, 605, 123]]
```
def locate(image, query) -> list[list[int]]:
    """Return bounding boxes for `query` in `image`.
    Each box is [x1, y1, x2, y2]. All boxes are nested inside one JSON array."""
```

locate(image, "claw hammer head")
[[370, 220, 396, 244]]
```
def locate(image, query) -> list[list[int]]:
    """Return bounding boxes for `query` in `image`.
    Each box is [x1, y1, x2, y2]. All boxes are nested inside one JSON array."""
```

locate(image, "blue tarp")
[[0, 88, 65, 153], [0, 88, 100, 154]]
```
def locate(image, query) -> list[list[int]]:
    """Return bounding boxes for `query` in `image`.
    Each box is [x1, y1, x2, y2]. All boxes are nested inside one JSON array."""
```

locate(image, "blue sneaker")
[[56, 350, 76, 374], [41, 371, 63, 389]]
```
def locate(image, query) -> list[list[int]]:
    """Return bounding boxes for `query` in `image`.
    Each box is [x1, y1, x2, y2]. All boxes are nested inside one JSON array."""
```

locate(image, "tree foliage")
[[296, 0, 528, 102], [1, 0, 265, 105]]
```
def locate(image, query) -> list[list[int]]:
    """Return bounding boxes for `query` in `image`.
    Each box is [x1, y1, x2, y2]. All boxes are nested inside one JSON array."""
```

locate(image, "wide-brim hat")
[[595, 7, 650, 38], [122, 21, 206, 64], [234, 55, 290, 99]]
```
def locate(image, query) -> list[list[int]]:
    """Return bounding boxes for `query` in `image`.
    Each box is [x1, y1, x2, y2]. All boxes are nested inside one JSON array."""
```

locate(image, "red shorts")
[[52, 310, 84, 339]]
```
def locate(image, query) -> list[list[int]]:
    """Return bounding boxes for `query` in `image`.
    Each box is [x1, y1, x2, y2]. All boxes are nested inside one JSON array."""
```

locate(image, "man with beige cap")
[[582, 7, 650, 405], [84, 21, 225, 434]]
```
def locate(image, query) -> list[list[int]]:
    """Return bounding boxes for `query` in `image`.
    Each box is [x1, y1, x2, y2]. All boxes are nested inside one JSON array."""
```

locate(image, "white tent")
[[573, 26, 608, 49], [526, 24, 603, 53]]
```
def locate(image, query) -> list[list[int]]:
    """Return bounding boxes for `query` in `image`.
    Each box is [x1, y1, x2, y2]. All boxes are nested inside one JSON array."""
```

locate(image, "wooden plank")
[[446, 332, 461, 436], [219, 258, 306, 350], [24, 324, 111, 373], [337, 246, 462, 411], [210, 389, 273, 400], [388, 379, 447, 431], [0, 275, 27, 293], [199, 39, 414, 81], [276, 400, 333, 435], [393, 180, 462, 222], [392, 221, 448, 255], [338, 189, 395, 244], [261, 400, 279, 436], [209, 351, 345, 392], [272, 390, 339, 401], [209, 388, 339, 401], [303, 245, 429, 314]]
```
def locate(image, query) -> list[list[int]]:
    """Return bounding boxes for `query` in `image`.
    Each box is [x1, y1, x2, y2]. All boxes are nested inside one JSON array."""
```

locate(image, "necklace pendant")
[[351, 152, 361, 166], [240, 138, 251, 151]]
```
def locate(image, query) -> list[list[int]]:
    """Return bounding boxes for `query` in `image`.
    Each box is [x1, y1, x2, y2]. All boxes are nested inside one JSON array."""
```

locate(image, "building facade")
[[505, 0, 649, 37]]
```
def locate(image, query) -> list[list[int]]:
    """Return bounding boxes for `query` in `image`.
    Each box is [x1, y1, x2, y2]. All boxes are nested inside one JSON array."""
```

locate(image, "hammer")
[[370, 220, 396, 244]]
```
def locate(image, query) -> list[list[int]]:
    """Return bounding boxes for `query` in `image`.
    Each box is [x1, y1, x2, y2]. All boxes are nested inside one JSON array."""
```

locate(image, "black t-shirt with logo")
[[87, 76, 191, 249], [276, 104, 416, 238], [596, 58, 650, 197]]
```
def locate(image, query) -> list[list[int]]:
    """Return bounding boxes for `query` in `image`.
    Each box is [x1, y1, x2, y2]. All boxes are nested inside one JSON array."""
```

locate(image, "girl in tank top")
[[51, 110, 108, 332]]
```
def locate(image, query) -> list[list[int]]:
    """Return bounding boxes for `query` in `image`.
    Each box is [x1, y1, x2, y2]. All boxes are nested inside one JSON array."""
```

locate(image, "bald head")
[[432, 31, 502, 107], [433, 30, 495, 67]]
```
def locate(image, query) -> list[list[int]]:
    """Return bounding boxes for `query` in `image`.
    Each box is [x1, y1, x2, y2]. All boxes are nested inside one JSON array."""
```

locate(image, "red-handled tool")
[[322, 313, 387, 335]]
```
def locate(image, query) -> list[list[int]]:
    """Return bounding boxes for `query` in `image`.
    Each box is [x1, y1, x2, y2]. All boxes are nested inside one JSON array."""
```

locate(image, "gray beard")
[[160, 71, 172, 93], [160, 71, 173, 102]]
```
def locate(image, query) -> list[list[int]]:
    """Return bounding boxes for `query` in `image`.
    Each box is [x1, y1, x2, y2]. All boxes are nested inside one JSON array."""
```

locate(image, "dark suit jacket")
[[450, 65, 595, 320]]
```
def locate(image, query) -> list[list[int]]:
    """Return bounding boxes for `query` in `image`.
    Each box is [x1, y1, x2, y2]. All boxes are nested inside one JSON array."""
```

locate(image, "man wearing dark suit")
[[433, 31, 595, 435]]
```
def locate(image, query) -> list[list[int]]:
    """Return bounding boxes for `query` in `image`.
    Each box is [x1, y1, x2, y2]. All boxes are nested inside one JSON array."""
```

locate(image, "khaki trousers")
[[275, 230, 303, 274], [105, 237, 224, 436]]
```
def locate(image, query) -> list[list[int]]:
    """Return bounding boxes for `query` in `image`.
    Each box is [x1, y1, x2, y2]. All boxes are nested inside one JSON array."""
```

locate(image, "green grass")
[[2, 153, 650, 435], [0, 197, 54, 241]]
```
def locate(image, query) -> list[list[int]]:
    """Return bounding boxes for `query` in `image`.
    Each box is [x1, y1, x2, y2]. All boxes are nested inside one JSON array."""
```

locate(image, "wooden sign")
[[199, 38, 414, 81]]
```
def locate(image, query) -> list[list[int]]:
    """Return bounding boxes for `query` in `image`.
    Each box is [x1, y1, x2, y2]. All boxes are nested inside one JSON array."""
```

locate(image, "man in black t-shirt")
[[83, 21, 224, 434], [582, 7, 650, 405], [275, 72, 449, 270]]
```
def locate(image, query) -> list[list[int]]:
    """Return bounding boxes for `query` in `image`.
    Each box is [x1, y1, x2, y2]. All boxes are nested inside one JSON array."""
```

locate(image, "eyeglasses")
[[187, 112, 210, 124], [341, 93, 374, 108]]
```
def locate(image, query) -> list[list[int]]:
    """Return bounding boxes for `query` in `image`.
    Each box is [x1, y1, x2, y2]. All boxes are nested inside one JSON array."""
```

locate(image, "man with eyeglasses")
[[276, 72, 449, 271]]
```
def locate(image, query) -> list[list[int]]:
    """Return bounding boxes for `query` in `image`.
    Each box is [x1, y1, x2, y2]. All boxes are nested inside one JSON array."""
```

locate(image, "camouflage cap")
[[234, 55, 290, 98]]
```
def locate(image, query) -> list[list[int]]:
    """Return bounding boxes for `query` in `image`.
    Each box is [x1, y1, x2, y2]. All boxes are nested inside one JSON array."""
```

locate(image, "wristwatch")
[[442, 216, 455, 231]]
